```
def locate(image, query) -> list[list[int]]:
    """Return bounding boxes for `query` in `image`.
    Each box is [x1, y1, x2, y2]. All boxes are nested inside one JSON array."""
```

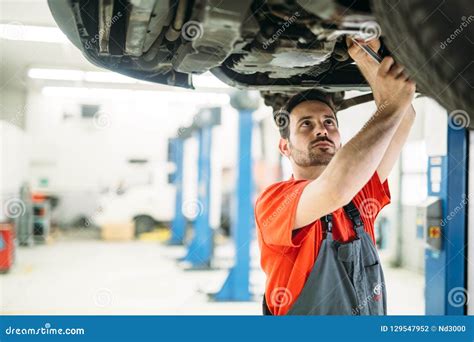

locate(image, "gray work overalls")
[[263, 201, 387, 315]]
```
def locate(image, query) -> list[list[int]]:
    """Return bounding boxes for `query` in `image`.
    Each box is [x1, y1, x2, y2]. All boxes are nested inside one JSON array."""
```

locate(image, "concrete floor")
[[0, 231, 424, 315]]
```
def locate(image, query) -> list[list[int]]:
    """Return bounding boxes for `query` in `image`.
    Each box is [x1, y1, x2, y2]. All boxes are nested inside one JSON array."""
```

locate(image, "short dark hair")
[[274, 90, 338, 139]]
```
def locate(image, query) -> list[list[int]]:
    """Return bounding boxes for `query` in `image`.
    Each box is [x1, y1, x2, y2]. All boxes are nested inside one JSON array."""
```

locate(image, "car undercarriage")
[[49, 0, 474, 119]]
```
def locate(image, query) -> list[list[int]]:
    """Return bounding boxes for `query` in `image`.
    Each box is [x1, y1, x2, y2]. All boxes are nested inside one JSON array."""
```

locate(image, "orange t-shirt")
[[255, 172, 391, 315]]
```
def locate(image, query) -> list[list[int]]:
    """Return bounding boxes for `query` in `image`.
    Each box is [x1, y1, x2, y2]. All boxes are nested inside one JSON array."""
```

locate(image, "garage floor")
[[1, 232, 424, 315]]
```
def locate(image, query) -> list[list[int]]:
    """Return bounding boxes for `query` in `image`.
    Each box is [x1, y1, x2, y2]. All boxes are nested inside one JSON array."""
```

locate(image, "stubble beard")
[[290, 142, 336, 167]]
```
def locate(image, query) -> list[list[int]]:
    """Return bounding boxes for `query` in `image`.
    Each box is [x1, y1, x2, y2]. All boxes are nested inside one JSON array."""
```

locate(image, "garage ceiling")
[[1, 0, 113, 91], [0, 0, 230, 94]]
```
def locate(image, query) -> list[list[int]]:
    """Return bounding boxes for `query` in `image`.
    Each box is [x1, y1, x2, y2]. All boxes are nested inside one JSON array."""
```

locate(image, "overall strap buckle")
[[322, 214, 333, 233], [343, 201, 363, 235]]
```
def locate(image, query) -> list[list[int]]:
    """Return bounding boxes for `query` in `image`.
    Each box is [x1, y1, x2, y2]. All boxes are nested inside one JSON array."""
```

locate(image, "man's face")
[[280, 100, 341, 167]]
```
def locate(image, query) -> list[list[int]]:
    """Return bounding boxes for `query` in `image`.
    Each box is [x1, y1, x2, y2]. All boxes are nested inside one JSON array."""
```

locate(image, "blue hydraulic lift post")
[[213, 108, 253, 301], [425, 117, 468, 315], [444, 121, 468, 315], [182, 125, 213, 269], [168, 137, 186, 245], [213, 91, 259, 301], [425, 155, 448, 315]]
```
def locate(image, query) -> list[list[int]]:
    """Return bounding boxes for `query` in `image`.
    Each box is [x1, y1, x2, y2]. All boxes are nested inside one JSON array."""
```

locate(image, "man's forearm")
[[355, 55, 416, 182], [318, 54, 415, 203], [295, 55, 415, 228], [376, 104, 416, 182], [295, 105, 406, 228], [320, 104, 407, 205]]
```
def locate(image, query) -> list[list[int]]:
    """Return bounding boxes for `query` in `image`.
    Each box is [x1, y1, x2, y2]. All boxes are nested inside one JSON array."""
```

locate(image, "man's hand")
[[346, 38, 381, 65], [346, 37, 415, 112], [372, 56, 416, 113]]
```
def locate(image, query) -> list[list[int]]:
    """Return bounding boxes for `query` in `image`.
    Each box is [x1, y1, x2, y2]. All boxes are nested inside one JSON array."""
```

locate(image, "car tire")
[[134, 215, 155, 237], [373, 0, 474, 128]]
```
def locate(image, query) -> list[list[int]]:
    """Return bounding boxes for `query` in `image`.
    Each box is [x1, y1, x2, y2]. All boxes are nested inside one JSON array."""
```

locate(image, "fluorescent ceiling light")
[[0, 24, 68, 43], [42, 86, 87, 97], [29, 68, 231, 92], [41, 86, 230, 105], [41, 86, 131, 98], [28, 68, 137, 84], [84, 71, 136, 84], [28, 68, 83, 81]]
